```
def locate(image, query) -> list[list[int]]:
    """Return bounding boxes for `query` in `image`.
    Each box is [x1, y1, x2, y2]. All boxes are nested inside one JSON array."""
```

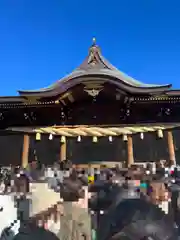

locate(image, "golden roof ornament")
[[92, 37, 96, 45], [84, 88, 102, 97], [88, 37, 100, 65]]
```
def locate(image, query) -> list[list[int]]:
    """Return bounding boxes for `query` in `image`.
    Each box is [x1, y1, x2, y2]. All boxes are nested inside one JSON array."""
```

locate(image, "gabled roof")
[[18, 39, 171, 96]]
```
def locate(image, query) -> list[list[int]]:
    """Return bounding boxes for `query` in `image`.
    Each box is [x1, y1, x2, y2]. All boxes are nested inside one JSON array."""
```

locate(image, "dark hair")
[[81, 169, 85, 175], [70, 169, 78, 180]]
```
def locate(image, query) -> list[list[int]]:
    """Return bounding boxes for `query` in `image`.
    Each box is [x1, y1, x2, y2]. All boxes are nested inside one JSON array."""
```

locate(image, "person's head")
[[70, 169, 78, 180], [14, 167, 20, 175]]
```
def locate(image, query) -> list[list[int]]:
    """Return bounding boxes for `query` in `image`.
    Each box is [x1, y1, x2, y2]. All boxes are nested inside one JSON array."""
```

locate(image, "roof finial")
[[92, 37, 96, 45]]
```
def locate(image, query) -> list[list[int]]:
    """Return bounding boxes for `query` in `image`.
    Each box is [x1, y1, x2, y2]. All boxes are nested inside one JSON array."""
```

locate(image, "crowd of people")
[[88, 160, 180, 239], [0, 159, 179, 239]]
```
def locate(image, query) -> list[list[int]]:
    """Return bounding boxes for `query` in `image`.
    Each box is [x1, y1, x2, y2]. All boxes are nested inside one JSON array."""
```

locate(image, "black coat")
[[99, 198, 178, 240], [13, 224, 59, 240]]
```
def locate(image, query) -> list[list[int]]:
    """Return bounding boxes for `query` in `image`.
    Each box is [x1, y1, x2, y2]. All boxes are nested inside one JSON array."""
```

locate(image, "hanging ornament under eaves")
[[157, 129, 163, 138], [140, 132, 144, 140], [36, 132, 41, 141], [84, 88, 102, 97], [92, 136, 98, 143], [60, 136, 66, 143], [77, 136, 81, 142], [108, 136, 113, 142], [123, 134, 128, 141], [49, 133, 53, 140]]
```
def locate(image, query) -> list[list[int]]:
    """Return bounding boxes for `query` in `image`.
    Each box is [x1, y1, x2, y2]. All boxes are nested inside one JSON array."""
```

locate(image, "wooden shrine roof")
[[1, 39, 180, 105], [17, 38, 171, 97]]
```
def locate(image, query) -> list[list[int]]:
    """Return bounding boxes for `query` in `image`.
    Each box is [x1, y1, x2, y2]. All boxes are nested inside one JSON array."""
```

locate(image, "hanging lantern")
[[60, 136, 66, 143], [108, 136, 113, 142], [77, 136, 81, 142], [140, 132, 144, 140], [36, 132, 41, 141], [92, 136, 98, 143], [157, 129, 163, 138], [49, 133, 53, 140], [123, 134, 128, 141]]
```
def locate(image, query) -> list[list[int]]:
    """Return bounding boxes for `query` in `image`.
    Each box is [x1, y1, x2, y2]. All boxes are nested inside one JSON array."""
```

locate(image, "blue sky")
[[0, 0, 180, 96]]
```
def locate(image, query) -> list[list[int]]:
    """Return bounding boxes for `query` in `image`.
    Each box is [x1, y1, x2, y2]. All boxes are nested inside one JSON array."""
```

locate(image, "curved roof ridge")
[[93, 44, 169, 87], [18, 39, 172, 94]]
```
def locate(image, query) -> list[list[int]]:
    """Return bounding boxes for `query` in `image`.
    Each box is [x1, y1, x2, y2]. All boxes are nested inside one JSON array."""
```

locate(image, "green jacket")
[[58, 202, 91, 240]]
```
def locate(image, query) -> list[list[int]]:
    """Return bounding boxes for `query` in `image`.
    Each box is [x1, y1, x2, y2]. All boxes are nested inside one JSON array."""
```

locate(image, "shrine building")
[[0, 39, 180, 167]]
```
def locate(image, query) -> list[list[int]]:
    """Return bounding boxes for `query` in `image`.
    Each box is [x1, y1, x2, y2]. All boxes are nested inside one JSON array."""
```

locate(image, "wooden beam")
[[60, 142, 66, 161], [167, 131, 176, 165], [21, 134, 30, 168], [127, 135, 134, 167], [67, 93, 74, 102], [24, 96, 40, 103]]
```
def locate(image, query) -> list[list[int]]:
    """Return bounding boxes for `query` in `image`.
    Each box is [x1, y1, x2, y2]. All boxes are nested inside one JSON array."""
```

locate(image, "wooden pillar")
[[60, 142, 66, 161], [21, 134, 30, 168], [127, 135, 134, 167], [167, 131, 176, 165]]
